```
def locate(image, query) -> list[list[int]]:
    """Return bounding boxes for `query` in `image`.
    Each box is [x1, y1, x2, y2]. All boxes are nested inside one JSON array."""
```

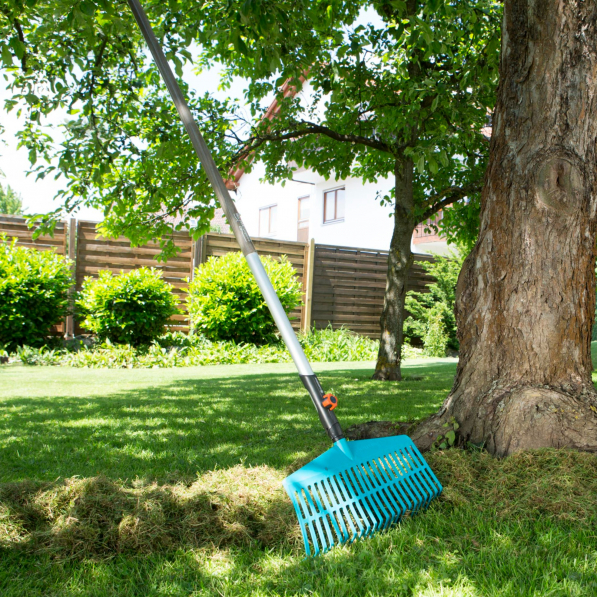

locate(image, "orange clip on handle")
[[322, 393, 338, 411]]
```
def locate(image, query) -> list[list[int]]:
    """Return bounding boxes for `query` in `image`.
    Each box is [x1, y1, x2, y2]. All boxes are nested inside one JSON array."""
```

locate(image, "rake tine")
[[353, 466, 382, 535], [392, 451, 423, 511], [344, 468, 371, 539]]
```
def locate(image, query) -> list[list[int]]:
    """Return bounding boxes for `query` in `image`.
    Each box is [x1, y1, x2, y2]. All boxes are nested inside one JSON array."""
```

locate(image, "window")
[[259, 205, 277, 236], [297, 196, 310, 242], [323, 188, 345, 223]]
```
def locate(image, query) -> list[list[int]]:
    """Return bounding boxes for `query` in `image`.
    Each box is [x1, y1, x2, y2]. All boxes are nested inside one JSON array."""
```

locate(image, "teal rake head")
[[283, 436, 442, 557]]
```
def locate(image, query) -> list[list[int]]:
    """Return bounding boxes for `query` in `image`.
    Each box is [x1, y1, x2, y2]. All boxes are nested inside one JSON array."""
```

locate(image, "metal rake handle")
[[127, 0, 344, 442]]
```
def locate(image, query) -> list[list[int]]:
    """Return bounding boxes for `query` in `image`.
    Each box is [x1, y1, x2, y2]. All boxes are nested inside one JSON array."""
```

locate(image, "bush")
[[0, 237, 72, 350], [404, 251, 464, 354], [423, 304, 450, 357], [77, 268, 180, 346], [187, 252, 303, 344]]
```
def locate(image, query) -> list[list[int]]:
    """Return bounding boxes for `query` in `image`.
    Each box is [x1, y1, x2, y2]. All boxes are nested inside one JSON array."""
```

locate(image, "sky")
[[0, 64, 247, 221]]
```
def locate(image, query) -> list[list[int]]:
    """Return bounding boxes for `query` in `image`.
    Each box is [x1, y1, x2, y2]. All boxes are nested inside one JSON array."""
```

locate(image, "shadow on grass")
[[0, 365, 456, 484]]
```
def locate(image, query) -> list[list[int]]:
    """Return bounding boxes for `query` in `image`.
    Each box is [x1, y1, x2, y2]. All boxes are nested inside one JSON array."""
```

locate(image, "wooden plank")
[[76, 266, 190, 287], [0, 229, 64, 245], [77, 241, 193, 258], [79, 253, 190, 270], [76, 227, 192, 244], [0, 218, 65, 231]]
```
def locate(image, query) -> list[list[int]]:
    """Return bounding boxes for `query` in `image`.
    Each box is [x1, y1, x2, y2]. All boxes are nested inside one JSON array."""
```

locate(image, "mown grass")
[[0, 359, 453, 483], [1, 354, 597, 596]]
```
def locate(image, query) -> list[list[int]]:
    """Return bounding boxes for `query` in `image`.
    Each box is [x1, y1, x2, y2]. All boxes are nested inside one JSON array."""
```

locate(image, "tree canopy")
[[1, 0, 500, 257], [0, 183, 23, 215]]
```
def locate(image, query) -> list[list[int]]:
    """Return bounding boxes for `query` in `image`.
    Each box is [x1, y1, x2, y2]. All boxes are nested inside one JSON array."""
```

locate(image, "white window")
[[297, 196, 310, 242], [323, 188, 345, 224], [259, 204, 277, 236]]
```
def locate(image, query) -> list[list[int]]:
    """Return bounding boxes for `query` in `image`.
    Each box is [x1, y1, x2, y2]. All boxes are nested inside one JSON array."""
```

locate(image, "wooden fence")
[[0, 214, 436, 339], [308, 243, 435, 337]]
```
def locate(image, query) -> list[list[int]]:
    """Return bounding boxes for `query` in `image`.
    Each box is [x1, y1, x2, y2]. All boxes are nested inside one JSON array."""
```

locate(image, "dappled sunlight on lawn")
[[0, 361, 454, 484]]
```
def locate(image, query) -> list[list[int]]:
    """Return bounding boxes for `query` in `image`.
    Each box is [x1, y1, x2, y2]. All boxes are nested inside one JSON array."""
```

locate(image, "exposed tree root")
[[348, 385, 597, 456]]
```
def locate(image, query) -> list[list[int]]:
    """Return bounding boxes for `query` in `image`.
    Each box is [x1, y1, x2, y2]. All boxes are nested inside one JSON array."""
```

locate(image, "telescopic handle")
[[127, 0, 344, 442]]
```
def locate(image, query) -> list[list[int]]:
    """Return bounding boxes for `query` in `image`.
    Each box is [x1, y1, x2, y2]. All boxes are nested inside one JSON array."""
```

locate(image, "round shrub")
[[0, 237, 73, 350], [77, 267, 180, 346], [187, 252, 302, 344]]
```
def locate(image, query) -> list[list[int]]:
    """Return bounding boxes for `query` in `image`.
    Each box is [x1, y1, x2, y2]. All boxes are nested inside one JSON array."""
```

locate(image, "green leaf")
[[428, 156, 438, 175], [9, 38, 25, 60], [445, 430, 456, 445], [0, 45, 13, 67], [80, 1, 96, 16], [416, 155, 425, 174]]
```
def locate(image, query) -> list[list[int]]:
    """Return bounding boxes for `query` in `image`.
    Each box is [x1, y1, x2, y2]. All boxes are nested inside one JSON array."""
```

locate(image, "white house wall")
[[233, 162, 413, 252]]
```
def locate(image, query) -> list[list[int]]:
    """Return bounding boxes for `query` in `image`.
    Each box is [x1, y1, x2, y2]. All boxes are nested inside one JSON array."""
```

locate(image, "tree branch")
[[418, 179, 482, 223], [12, 18, 27, 72], [232, 119, 400, 166]]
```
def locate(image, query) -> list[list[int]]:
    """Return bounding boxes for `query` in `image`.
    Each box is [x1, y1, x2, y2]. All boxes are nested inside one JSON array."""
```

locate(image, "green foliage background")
[[0, 184, 23, 215], [405, 251, 465, 355]]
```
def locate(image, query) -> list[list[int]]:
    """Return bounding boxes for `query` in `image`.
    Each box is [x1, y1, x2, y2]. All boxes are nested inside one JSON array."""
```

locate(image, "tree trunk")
[[373, 158, 415, 381], [413, 0, 597, 455]]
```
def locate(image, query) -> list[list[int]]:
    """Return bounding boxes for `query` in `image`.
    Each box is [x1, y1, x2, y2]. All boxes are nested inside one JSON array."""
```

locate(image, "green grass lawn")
[[1, 356, 597, 596]]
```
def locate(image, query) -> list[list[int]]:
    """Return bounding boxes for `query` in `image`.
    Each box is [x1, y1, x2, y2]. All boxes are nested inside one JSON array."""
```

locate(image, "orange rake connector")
[[321, 393, 338, 411]]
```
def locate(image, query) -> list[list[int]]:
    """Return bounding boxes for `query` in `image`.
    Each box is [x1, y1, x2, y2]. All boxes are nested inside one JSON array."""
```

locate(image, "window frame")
[[323, 187, 345, 224], [297, 195, 310, 228], [258, 204, 277, 237]]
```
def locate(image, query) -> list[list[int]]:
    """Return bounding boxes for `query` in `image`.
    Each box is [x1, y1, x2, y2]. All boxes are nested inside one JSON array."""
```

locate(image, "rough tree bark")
[[412, 0, 597, 455], [373, 158, 415, 381]]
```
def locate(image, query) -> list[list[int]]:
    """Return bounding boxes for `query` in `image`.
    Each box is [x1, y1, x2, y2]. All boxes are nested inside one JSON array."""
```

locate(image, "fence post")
[[191, 234, 208, 280], [65, 218, 77, 338], [302, 238, 315, 332]]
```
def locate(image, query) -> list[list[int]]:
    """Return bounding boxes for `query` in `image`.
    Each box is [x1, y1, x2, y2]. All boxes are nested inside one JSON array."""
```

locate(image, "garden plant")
[[187, 252, 302, 344], [76, 267, 180, 346], [0, 236, 72, 350], [404, 251, 464, 357]]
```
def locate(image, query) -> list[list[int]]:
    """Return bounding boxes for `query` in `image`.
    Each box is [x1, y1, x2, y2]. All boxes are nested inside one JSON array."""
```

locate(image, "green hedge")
[[0, 237, 72, 350], [76, 268, 180, 346], [187, 252, 303, 344]]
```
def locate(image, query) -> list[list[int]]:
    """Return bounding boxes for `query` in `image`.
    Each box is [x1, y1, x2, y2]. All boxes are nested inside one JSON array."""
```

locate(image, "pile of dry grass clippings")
[[0, 466, 301, 559], [3, 449, 596, 560], [427, 448, 597, 523]]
